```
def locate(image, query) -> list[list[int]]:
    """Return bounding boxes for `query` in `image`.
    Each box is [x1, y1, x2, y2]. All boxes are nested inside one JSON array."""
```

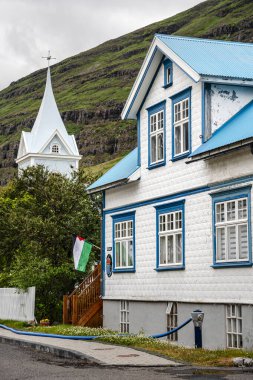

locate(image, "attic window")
[[51, 144, 60, 154], [163, 59, 173, 88]]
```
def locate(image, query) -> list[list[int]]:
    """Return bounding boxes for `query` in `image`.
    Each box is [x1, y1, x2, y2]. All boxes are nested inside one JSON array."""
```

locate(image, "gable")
[[40, 132, 72, 156], [122, 35, 253, 120], [17, 132, 30, 159]]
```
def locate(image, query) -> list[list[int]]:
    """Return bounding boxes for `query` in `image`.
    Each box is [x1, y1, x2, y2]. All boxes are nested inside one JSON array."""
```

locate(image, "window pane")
[[238, 319, 242, 334], [167, 68, 171, 84], [157, 133, 164, 161], [160, 236, 166, 264], [227, 226, 236, 260], [217, 227, 225, 260], [115, 223, 120, 238], [151, 135, 156, 163], [175, 234, 182, 263], [175, 211, 182, 229], [175, 103, 181, 122], [128, 240, 133, 266], [160, 215, 166, 232], [121, 241, 127, 266], [128, 221, 133, 237], [167, 235, 174, 263], [227, 201, 236, 221], [175, 126, 181, 155], [122, 222, 127, 237], [238, 224, 248, 260], [183, 122, 189, 152], [151, 114, 156, 132], [216, 203, 225, 223], [116, 242, 120, 267], [238, 199, 247, 220], [157, 111, 164, 130], [167, 213, 173, 231]]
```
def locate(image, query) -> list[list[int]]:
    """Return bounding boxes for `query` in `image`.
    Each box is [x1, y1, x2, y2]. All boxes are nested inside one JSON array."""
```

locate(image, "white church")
[[16, 63, 81, 176]]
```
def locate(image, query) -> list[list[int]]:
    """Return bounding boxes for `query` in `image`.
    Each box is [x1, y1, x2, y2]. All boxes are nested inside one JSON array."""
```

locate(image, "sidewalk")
[[0, 327, 181, 367]]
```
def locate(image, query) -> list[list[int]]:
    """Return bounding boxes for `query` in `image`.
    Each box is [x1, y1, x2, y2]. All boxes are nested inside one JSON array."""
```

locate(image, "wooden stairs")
[[63, 263, 102, 327]]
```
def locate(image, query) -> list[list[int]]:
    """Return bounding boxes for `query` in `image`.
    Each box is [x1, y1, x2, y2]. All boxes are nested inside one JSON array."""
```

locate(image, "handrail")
[[63, 263, 102, 325], [77, 273, 101, 299], [69, 263, 101, 298]]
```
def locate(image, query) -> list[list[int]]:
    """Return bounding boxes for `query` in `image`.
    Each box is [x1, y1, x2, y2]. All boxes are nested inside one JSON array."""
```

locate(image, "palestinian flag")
[[73, 236, 92, 272]]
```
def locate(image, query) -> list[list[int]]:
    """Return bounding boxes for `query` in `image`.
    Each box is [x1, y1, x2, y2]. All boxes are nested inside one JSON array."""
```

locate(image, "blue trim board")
[[137, 112, 141, 167], [163, 58, 173, 88], [201, 82, 205, 144], [111, 211, 136, 273], [155, 200, 185, 271], [147, 100, 166, 169], [171, 87, 192, 161], [101, 191, 106, 297], [137, 56, 164, 116], [126, 47, 158, 119], [211, 186, 252, 268]]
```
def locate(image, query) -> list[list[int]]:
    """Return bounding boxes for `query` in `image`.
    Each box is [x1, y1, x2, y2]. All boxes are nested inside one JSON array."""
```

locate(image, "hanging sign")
[[106, 254, 113, 277]]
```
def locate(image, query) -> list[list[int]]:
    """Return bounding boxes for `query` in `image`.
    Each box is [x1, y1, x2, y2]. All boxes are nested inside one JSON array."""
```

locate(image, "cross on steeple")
[[42, 50, 56, 67]]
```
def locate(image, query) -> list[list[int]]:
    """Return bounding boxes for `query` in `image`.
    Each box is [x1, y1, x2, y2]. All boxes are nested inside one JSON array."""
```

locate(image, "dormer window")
[[51, 144, 60, 154], [163, 59, 173, 88]]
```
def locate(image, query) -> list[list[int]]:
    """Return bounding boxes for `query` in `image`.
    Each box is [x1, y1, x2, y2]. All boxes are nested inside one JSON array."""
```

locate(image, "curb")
[[0, 335, 103, 365]]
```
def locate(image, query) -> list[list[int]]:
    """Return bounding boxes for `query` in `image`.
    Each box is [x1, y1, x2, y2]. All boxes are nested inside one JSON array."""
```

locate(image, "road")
[[0, 341, 253, 380]]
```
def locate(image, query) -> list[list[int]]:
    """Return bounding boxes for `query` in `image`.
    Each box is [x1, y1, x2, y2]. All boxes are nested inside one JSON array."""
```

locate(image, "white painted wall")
[[210, 84, 253, 133], [104, 181, 253, 304], [103, 61, 253, 304], [0, 287, 35, 321], [35, 158, 77, 176]]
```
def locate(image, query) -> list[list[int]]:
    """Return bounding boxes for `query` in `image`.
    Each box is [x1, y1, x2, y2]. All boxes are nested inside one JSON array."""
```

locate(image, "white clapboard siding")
[[0, 287, 35, 321], [103, 60, 253, 304]]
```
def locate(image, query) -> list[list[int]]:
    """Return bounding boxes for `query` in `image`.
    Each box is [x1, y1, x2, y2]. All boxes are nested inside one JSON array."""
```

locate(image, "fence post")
[[62, 295, 69, 324], [72, 295, 78, 325]]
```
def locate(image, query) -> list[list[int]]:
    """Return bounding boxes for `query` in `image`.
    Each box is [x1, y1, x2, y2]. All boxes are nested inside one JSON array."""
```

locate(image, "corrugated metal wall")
[[0, 287, 35, 321]]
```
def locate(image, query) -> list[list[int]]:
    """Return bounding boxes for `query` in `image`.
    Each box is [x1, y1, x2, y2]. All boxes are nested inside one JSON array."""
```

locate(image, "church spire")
[[16, 53, 81, 176], [30, 66, 75, 154]]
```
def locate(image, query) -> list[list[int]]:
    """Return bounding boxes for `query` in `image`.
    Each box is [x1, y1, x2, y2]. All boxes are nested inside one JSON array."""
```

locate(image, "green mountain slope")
[[0, 0, 253, 184]]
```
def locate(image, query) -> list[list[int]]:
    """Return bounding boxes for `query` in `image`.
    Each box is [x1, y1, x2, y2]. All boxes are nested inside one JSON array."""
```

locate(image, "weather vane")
[[42, 50, 56, 67]]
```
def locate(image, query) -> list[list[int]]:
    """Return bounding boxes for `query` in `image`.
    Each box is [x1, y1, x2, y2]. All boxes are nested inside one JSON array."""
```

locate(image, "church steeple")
[[16, 57, 81, 176]]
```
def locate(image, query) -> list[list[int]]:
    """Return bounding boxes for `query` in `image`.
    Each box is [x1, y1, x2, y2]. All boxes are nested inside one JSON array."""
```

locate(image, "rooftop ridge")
[[155, 34, 253, 48]]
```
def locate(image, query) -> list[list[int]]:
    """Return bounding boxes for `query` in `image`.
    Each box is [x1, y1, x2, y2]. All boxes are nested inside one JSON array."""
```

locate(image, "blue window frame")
[[155, 200, 185, 271], [211, 186, 252, 268], [171, 87, 191, 161], [112, 211, 136, 273], [163, 59, 173, 88], [147, 100, 166, 169]]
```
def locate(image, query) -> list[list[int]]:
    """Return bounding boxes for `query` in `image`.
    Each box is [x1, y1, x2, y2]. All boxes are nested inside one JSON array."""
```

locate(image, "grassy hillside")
[[0, 0, 253, 184]]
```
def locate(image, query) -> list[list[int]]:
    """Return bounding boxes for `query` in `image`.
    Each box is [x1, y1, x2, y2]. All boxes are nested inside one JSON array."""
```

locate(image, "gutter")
[[187, 138, 253, 164]]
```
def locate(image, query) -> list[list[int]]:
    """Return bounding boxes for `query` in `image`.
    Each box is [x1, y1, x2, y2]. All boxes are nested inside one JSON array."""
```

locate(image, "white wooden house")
[[88, 35, 253, 349], [16, 68, 81, 176]]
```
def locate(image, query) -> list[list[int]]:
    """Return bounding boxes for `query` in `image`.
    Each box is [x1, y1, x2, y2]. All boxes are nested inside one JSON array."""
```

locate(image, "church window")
[[51, 144, 60, 154]]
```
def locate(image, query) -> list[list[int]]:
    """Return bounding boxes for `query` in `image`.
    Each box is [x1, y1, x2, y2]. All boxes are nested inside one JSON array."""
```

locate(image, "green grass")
[[1, 320, 253, 367], [1, 0, 253, 184]]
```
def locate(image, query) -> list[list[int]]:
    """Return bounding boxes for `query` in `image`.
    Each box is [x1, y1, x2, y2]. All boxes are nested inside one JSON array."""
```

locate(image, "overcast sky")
[[0, 0, 204, 90]]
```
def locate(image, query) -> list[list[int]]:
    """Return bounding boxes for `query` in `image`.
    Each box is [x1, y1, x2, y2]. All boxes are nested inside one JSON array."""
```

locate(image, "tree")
[[0, 166, 101, 321]]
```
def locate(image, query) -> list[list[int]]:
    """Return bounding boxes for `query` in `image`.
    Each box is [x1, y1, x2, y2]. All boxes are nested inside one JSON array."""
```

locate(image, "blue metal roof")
[[87, 148, 139, 192], [156, 35, 253, 80], [190, 100, 253, 158]]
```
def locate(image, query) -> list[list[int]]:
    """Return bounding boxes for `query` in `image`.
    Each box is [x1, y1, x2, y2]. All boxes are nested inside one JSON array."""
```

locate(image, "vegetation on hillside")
[[0, 0, 253, 184], [0, 166, 100, 321]]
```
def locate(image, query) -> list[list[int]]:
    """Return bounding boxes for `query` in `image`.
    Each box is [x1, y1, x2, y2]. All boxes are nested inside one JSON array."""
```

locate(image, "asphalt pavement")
[[1, 341, 253, 380]]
